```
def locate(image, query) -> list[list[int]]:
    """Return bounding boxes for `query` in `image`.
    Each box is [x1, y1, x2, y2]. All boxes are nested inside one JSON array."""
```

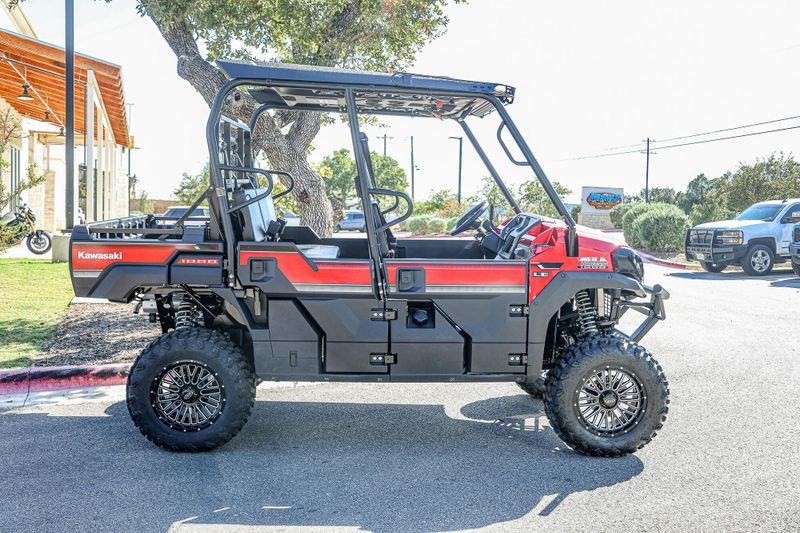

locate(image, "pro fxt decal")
[[578, 256, 609, 270]]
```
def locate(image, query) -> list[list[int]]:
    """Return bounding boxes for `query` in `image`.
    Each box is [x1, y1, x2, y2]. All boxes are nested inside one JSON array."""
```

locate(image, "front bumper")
[[616, 282, 669, 343], [790, 243, 800, 265], [685, 242, 747, 264]]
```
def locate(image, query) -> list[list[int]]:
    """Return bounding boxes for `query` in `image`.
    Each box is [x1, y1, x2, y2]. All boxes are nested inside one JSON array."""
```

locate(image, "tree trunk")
[[149, 18, 335, 237]]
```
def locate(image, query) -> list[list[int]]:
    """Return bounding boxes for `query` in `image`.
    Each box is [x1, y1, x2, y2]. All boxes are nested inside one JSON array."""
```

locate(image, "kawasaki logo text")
[[77, 251, 122, 260]]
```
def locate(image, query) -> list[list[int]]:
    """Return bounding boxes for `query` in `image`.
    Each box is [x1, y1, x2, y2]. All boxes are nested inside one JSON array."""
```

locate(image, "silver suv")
[[334, 210, 366, 232], [685, 199, 800, 275]]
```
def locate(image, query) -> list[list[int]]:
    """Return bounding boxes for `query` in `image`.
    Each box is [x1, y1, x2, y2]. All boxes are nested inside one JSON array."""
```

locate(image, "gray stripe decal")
[[295, 283, 373, 293], [73, 270, 102, 278], [389, 284, 525, 294]]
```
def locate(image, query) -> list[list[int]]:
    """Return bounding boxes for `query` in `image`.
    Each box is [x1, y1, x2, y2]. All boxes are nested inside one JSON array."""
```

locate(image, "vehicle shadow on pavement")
[[0, 394, 644, 532]]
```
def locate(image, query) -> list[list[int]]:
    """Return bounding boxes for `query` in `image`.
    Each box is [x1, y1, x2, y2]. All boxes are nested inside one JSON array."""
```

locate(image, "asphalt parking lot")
[[1, 264, 799, 532]]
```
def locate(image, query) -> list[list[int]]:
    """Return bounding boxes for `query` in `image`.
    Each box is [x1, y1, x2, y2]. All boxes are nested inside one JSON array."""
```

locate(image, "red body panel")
[[72, 242, 223, 270]]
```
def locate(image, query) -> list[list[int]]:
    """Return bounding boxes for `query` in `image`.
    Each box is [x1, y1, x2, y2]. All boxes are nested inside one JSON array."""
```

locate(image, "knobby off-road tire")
[[741, 244, 774, 276], [517, 372, 546, 399], [700, 261, 728, 273], [126, 328, 256, 452], [543, 334, 669, 457]]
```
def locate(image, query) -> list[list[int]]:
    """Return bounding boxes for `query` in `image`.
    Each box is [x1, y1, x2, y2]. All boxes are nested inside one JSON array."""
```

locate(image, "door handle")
[[396, 268, 425, 292]]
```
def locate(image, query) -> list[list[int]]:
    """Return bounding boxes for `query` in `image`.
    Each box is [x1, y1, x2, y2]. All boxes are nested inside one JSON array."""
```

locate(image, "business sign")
[[582, 187, 623, 214]]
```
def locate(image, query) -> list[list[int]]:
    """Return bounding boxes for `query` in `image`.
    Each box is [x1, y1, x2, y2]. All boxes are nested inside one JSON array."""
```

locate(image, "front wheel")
[[126, 328, 255, 452], [26, 231, 52, 254], [741, 244, 774, 276], [333, 224, 340, 233], [543, 334, 669, 457], [700, 261, 728, 273]]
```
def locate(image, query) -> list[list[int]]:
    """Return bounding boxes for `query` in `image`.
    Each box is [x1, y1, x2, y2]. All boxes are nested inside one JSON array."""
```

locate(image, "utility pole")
[[409, 136, 415, 199], [377, 133, 393, 156], [65, 0, 75, 228], [448, 136, 463, 205], [643, 137, 653, 203]]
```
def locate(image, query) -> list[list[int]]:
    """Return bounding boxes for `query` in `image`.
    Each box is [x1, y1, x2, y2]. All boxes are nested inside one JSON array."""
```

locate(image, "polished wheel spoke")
[[576, 367, 644, 434], [151, 362, 224, 431]]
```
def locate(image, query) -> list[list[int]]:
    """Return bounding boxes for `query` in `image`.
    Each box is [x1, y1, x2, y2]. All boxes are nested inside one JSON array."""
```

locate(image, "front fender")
[[529, 271, 645, 342]]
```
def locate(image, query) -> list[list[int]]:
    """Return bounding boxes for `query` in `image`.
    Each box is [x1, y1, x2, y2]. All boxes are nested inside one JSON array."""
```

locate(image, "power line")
[[603, 114, 800, 151], [569, 123, 800, 160], [648, 123, 800, 150]]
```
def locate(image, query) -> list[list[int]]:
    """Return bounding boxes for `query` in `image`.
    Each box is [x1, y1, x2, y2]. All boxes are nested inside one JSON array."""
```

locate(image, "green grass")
[[0, 259, 73, 369]]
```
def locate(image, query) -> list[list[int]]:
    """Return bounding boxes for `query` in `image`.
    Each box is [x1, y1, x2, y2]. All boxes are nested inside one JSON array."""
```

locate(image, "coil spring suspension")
[[575, 290, 598, 336], [174, 298, 202, 329]]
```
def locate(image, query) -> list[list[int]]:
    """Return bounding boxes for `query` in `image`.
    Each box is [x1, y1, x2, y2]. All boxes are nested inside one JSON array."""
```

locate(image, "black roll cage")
[[205, 76, 579, 285]]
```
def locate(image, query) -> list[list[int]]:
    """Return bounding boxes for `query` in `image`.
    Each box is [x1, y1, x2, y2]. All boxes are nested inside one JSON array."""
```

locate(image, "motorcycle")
[[0, 203, 52, 254]]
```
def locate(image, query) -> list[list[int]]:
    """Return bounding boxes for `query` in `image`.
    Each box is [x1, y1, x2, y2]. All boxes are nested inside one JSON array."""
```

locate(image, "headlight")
[[716, 230, 743, 245], [612, 247, 644, 282]]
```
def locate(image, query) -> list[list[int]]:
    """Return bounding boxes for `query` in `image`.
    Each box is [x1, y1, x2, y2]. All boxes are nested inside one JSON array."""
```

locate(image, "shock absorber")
[[174, 296, 203, 329], [575, 290, 598, 336]]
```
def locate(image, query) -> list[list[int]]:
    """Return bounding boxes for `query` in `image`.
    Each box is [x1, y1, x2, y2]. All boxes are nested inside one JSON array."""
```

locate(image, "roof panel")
[[217, 59, 515, 115]]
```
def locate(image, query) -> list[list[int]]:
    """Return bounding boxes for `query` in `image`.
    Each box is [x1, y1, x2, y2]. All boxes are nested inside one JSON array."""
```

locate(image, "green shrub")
[[609, 203, 630, 229], [427, 217, 447, 234], [446, 216, 461, 233], [633, 204, 690, 252], [622, 202, 672, 248], [689, 204, 736, 226], [406, 215, 431, 235]]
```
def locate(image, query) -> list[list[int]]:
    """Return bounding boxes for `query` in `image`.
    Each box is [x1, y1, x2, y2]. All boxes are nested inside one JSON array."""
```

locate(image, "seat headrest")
[[231, 188, 277, 242]]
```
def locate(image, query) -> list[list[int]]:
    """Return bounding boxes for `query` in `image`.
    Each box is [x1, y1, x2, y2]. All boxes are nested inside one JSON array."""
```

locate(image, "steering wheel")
[[450, 201, 489, 235]]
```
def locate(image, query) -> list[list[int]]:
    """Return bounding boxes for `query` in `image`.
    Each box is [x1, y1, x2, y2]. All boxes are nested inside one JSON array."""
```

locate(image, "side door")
[[778, 203, 800, 256], [385, 257, 530, 377]]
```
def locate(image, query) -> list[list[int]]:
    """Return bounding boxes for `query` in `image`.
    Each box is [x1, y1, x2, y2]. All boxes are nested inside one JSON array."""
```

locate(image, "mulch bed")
[[32, 303, 161, 367]]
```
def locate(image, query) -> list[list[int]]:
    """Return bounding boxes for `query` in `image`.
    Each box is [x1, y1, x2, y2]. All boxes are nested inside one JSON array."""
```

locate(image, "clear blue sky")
[[25, 0, 800, 203]]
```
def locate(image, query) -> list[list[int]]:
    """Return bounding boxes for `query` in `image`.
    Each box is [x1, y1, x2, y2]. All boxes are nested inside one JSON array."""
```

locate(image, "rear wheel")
[[26, 231, 51, 254], [543, 334, 669, 457], [700, 261, 727, 273], [126, 328, 255, 452], [334, 224, 340, 233], [741, 244, 774, 276], [793, 262, 800, 277]]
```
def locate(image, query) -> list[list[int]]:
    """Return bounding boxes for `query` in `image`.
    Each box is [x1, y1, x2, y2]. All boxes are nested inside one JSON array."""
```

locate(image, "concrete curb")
[[636, 250, 689, 269], [0, 363, 130, 396]]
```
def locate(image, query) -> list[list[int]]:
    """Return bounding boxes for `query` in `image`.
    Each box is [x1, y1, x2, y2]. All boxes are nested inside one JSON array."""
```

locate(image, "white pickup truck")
[[685, 199, 800, 275]]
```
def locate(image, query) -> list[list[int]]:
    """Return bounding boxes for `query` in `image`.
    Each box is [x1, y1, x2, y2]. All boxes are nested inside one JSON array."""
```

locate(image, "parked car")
[[158, 206, 210, 227], [279, 208, 301, 227], [335, 210, 366, 232], [685, 199, 800, 275], [789, 223, 800, 276]]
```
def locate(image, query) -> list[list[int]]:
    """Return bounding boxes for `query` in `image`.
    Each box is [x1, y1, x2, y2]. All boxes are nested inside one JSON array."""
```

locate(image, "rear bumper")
[[685, 243, 747, 264]]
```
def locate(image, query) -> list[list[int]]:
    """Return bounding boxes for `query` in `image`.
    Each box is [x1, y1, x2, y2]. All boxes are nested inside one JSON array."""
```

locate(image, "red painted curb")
[[0, 363, 130, 395]]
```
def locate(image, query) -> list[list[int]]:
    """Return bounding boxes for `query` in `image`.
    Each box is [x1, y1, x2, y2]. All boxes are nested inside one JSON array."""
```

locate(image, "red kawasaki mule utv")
[[69, 61, 669, 456]]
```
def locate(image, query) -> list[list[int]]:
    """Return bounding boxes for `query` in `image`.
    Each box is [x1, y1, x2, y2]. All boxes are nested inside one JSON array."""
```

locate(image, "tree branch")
[[286, 112, 323, 152]]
